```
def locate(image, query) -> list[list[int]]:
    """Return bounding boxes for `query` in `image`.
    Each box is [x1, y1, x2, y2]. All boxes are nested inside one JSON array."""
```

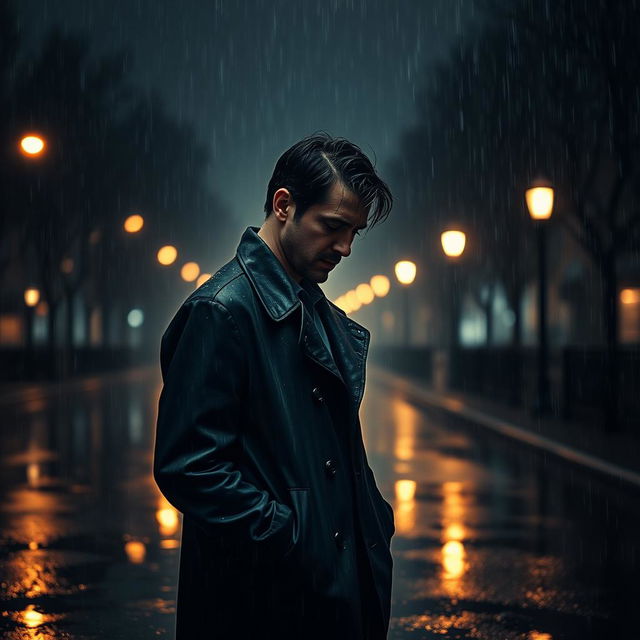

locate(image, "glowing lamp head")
[[124, 214, 144, 233], [441, 230, 466, 257], [526, 181, 554, 220], [24, 288, 40, 307], [180, 262, 200, 282], [355, 283, 374, 305], [20, 135, 45, 156], [196, 273, 212, 288], [157, 245, 178, 266], [370, 275, 390, 297], [394, 260, 416, 285], [346, 290, 361, 311]]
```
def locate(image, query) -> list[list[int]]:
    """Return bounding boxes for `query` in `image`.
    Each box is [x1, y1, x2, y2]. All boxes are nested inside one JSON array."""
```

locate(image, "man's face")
[[278, 181, 368, 284]]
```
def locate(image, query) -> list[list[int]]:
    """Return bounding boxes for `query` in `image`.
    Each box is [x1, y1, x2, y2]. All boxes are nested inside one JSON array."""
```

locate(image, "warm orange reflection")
[[156, 496, 180, 536], [443, 522, 466, 542], [393, 479, 416, 535], [439, 481, 469, 592], [124, 540, 146, 564], [441, 540, 466, 579], [392, 400, 417, 461], [160, 539, 180, 550], [529, 633, 553, 640], [156, 508, 179, 536], [26, 463, 40, 488], [21, 604, 44, 628], [395, 479, 417, 502]]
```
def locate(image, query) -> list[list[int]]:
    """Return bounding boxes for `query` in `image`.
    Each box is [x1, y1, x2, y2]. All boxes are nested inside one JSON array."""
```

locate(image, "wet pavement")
[[1, 367, 638, 639]]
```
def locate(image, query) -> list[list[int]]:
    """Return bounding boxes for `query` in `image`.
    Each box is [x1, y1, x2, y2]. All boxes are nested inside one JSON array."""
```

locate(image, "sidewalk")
[[368, 363, 640, 490]]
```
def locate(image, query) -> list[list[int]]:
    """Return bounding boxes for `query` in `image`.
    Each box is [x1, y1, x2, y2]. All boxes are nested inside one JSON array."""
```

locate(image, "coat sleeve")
[[153, 297, 294, 559]]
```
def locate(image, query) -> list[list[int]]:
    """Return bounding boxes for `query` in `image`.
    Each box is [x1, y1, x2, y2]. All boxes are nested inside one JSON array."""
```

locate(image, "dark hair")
[[263, 131, 393, 232]]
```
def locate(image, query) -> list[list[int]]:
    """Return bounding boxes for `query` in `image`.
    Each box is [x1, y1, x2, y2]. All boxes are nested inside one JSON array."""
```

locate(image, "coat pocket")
[[285, 487, 334, 590]]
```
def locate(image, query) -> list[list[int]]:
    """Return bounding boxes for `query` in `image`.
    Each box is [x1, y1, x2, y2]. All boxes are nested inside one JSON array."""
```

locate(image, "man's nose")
[[333, 236, 352, 258]]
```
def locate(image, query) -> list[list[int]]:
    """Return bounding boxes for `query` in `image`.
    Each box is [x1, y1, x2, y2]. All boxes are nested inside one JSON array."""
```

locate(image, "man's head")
[[259, 132, 393, 284]]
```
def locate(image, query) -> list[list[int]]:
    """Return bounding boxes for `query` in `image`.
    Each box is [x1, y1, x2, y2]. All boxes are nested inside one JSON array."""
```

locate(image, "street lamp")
[[180, 262, 200, 282], [157, 245, 178, 266], [394, 260, 416, 347], [19, 134, 46, 157], [24, 288, 40, 376], [440, 228, 466, 348], [525, 178, 554, 416], [441, 227, 466, 391], [124, 214, 144, 233]]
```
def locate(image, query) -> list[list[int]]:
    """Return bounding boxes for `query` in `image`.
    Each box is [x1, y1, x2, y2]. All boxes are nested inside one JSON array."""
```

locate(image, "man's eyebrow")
[[324, 215, 368, 230]]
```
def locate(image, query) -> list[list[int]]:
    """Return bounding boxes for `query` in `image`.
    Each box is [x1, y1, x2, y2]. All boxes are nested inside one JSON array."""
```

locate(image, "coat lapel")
[[236, 225, 370, 414]]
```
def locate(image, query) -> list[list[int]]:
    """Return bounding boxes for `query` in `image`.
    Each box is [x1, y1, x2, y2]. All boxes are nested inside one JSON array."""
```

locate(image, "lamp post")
[[24, 288, 40, 377], [441, 228, 466, 390], [394, 261, 416, 347], [525, 179, 554, 416]]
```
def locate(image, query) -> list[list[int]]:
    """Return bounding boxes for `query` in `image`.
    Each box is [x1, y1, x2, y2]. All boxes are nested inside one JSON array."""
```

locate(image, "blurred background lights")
[[370, 274, 390, 297], [181, 261, 200, 282], [441, 230, 466, 257], [196, 272, 212, 287], [355, 283, 374, 305], [127, 309, 144, 328], [124, 214, 144, 233], [24, 288, 40, 307], [157, 245, 177, 265], [394, 260, 416, 285]]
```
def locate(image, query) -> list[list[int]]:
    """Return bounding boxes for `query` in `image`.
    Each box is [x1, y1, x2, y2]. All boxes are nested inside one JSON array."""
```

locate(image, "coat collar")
[[235, 225, 370, 414]]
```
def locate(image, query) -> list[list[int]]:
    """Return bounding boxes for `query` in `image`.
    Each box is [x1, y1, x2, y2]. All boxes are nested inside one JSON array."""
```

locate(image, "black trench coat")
[[153, 226, 395, 640]]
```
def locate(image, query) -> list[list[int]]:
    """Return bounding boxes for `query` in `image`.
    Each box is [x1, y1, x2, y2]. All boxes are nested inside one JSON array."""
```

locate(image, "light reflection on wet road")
[[0, 368, 637, 639]]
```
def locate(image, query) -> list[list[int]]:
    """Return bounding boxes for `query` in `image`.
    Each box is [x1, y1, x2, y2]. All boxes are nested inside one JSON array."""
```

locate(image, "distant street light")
[[23, 288, 40, 373], [346, 289, 362, 312], [20, 134, 46, 157], [124, 214, 144, 233], [370, 275, 390, 297], [157, 245, 178, 266], [441, 230, 466, 257], [24, 288, 40, 307], [180, 262, 200, 282], [526, 177, 554, 416], [441, 227, 467, 387], [394, 260, 416, 347], [196, 273, 212, 288], [355, 283, 374, 305]]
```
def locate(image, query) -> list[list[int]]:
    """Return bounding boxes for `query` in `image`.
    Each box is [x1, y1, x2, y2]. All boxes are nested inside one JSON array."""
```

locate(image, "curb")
[[368, 364, 640, 490]]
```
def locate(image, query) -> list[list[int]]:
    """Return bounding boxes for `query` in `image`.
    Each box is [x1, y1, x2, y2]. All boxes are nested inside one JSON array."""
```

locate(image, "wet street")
[[1, 367, 638, 639]]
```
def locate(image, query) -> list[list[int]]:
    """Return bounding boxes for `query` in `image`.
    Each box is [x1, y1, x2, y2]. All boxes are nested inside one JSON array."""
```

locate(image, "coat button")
[[324, 459, 337, 476], [334, 531, 347, 550], [312, 386, 325, 403]]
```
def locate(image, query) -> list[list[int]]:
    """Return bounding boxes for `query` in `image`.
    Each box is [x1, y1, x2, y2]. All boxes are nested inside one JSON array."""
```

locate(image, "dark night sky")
[[15, 0, 479, 298]]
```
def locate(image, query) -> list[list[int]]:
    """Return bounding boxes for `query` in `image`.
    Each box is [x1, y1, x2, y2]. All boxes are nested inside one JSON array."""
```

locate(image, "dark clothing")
[[153, 225, 394, 639]]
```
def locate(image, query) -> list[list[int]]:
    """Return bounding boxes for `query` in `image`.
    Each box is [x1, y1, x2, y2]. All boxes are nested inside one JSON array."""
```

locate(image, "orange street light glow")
[[124, 214, 144, 233], [526, 186, 554, 220], [370, 275, 390, 297], [20, 135, 45, 156], [355, 283, 374, 305], [441, 230, 466, 257], [157, 245, 178, 266], [24, 288, 40, 307], [181, 262, 200, 282], [394, 260, 416, 285], [196, 272, 212, 288]]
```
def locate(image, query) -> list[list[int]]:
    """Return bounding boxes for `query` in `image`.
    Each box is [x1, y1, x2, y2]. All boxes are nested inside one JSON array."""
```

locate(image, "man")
[[153, 132, 395, 640]]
